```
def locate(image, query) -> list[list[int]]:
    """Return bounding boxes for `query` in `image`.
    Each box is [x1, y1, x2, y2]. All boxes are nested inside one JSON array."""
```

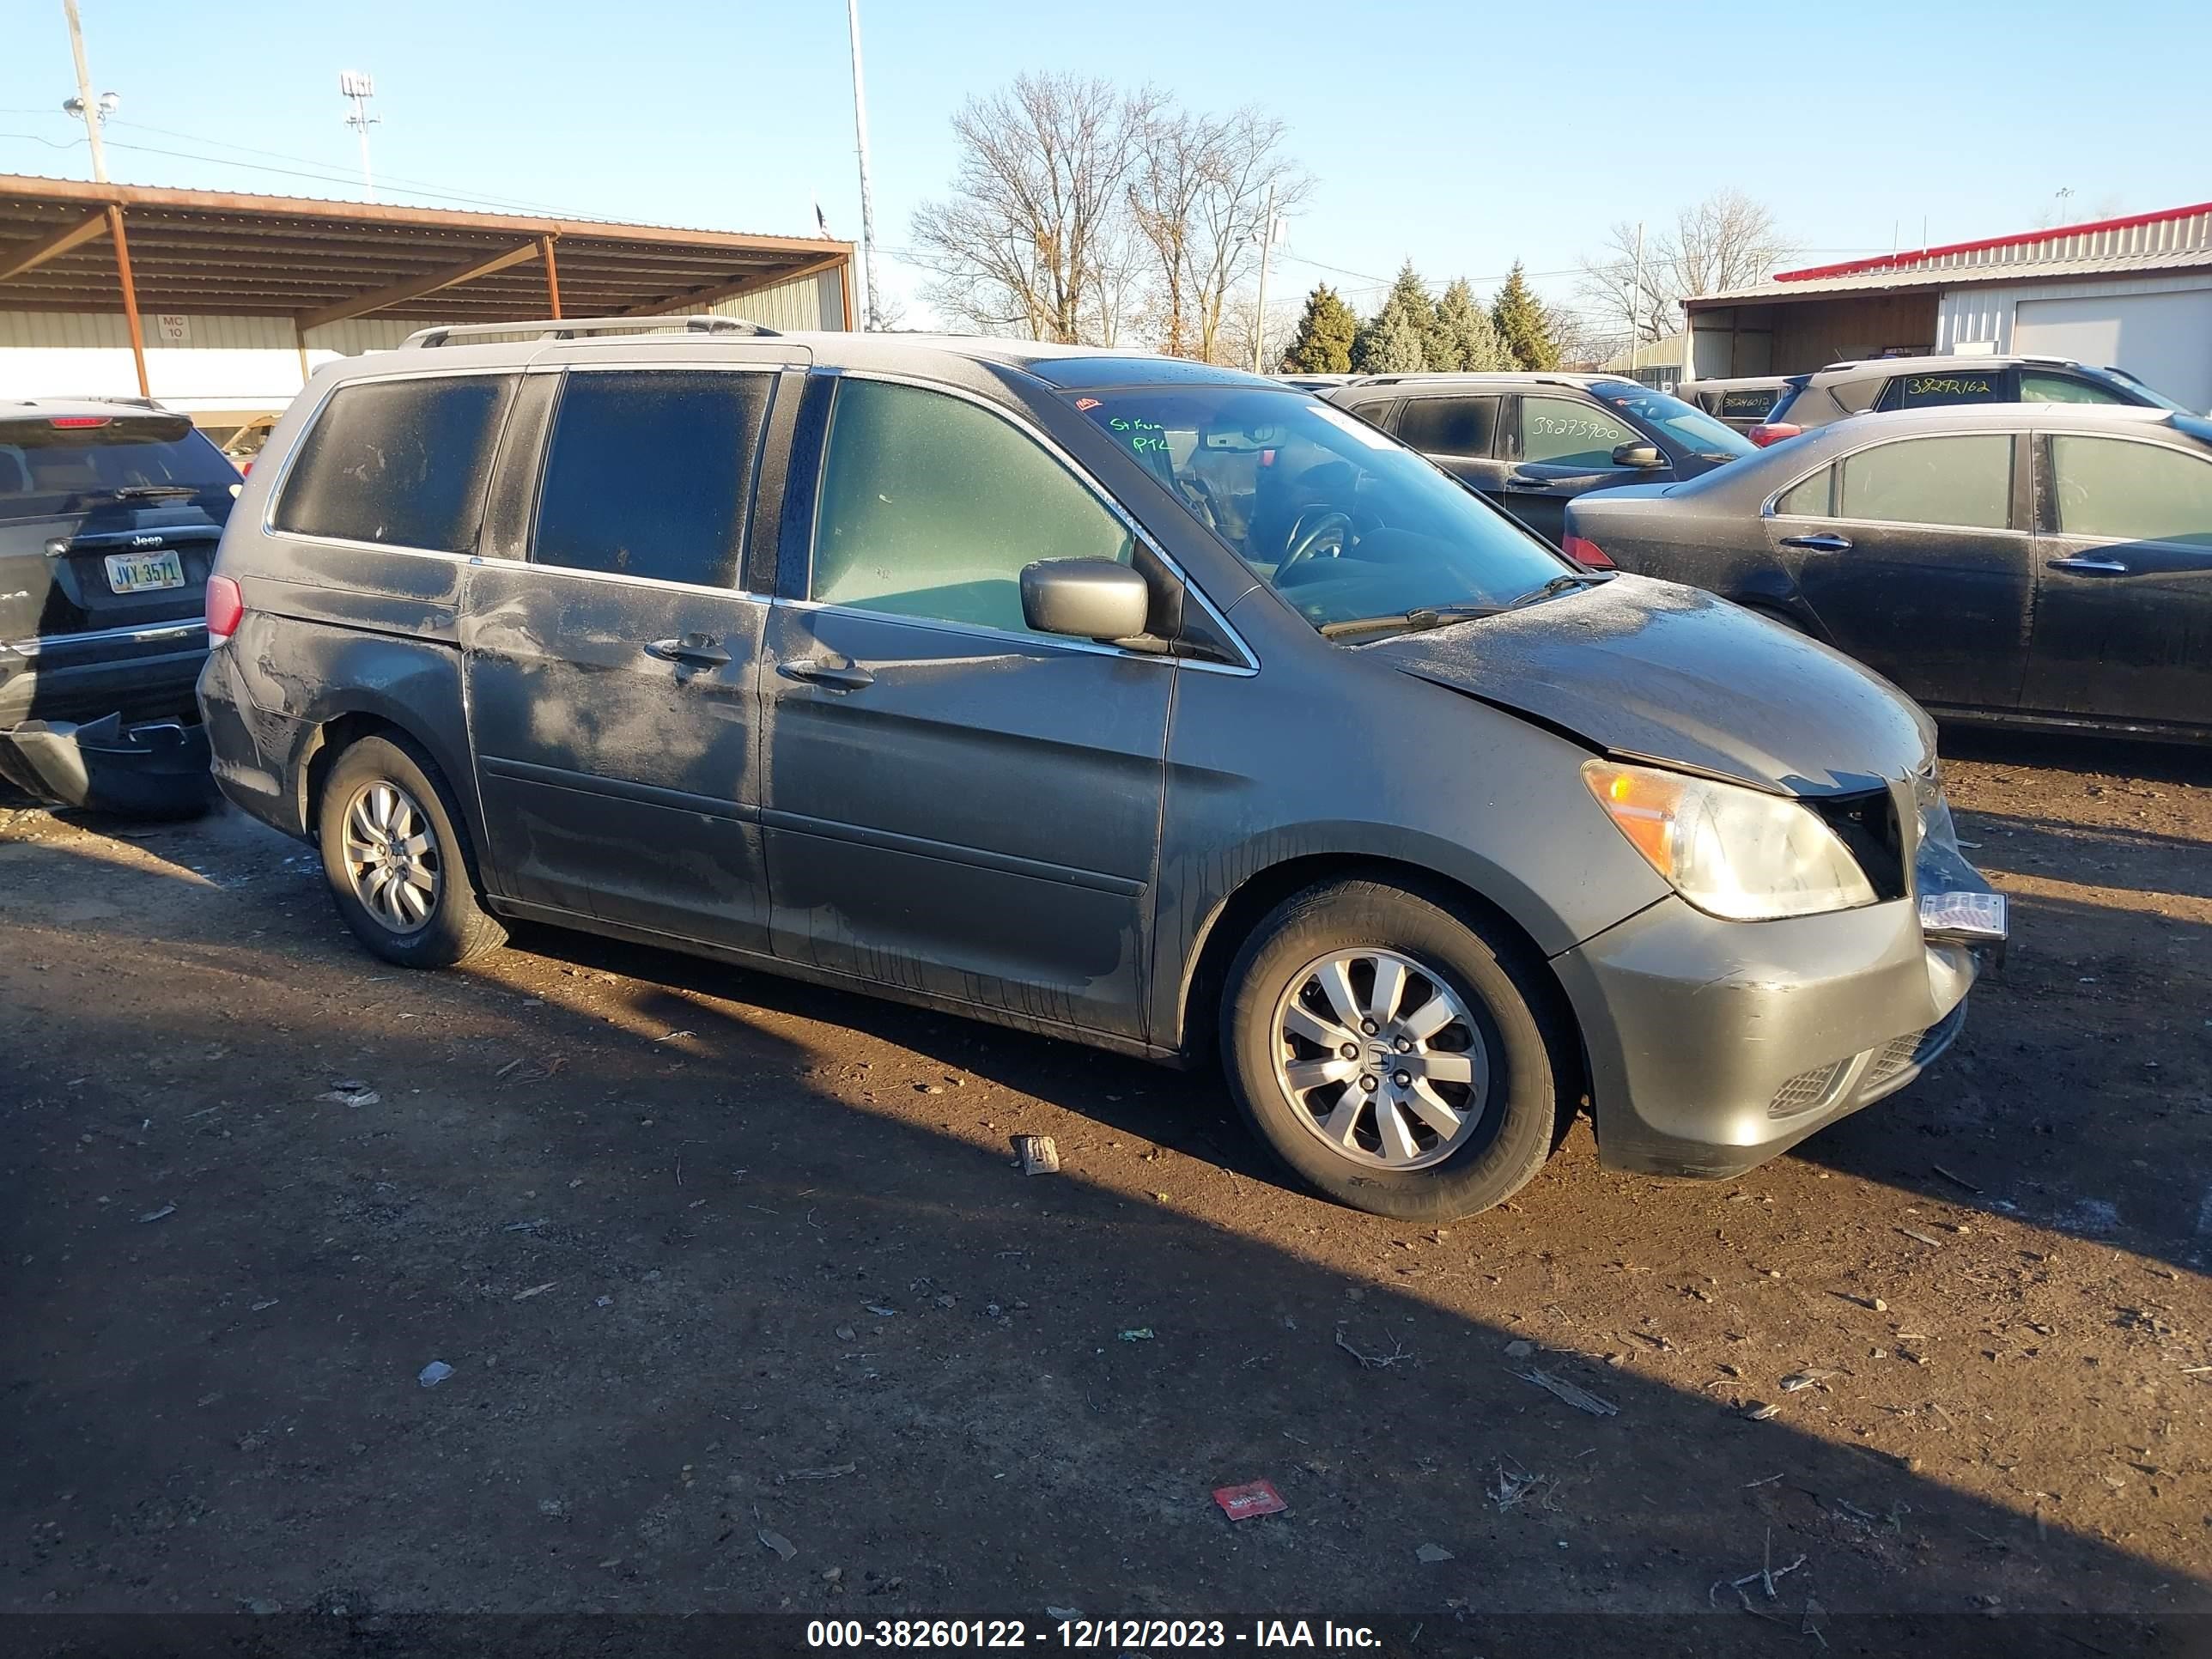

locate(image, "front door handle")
[[2047, 555, 2130, 575], [778, 657, 875, 691], [1780, 532, 1853, 551], [1504, 474, 1559, 493], [645, 634, 732, 667]]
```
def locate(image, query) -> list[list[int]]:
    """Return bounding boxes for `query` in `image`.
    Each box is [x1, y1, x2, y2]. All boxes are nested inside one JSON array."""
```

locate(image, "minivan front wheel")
[[317, 734, 505, 969], [1222, 878, 1568, 1221]]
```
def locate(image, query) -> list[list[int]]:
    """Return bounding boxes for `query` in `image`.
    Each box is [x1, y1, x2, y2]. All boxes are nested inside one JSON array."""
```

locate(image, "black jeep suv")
[[0, 399, 238, 815]]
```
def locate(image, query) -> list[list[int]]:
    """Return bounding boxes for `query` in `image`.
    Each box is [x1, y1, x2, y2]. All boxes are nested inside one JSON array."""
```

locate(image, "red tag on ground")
[[1213, 1480, 1287, 1521]]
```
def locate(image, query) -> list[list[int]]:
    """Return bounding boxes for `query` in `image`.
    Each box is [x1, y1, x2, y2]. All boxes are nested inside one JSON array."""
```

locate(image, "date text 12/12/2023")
[[805, 1619, 1383, 1649]]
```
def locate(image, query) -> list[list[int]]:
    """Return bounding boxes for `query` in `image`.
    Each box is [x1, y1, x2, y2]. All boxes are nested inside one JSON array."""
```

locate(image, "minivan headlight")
[[1583, 758, 1878, 921]]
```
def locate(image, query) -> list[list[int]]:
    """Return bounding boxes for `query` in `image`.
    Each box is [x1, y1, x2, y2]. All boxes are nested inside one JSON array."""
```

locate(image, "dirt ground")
[[2, 728, 2208, 1655]]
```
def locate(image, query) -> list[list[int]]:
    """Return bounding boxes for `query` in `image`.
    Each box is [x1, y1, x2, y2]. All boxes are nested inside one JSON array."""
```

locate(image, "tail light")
[[205, 574, 244, 645], [1563, 533, 1614, 569], [1748, 422, 1802, 447], [48, 416, 113, 428]]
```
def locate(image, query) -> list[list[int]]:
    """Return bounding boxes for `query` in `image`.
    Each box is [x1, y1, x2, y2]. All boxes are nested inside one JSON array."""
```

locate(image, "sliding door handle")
[[2046, 555, 2130, 575], [778, 657, 875, 691], [645, 634, 732, 667]]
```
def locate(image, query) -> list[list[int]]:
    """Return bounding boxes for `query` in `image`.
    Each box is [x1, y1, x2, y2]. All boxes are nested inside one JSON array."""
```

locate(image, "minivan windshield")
[[1585, 381, 1756, 461], [1074, 386, 1569, 635]]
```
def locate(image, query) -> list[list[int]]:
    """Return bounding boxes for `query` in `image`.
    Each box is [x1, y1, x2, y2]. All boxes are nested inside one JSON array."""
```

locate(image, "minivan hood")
[[1367, 574, 1934, 796]]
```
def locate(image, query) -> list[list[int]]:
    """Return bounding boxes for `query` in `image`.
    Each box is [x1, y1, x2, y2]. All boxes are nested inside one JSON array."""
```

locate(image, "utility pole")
[[339, 70, 379, 200], [1250, 182, 1277, 374], [1630, 219, 1644, 370], [844, 0, 881, 331], [60, 0, 114, 185]]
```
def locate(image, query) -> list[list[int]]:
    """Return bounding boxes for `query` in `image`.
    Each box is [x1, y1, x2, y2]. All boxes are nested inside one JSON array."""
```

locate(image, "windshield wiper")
[[1506, 572, 1612, 610], [111, 483, 202, 499], [1317, 605, 1504, 641]]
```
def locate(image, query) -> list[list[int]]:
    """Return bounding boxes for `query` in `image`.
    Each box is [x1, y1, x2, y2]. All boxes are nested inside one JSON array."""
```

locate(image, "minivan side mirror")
[[1613, 442, 1665, 468], [1019, 558, 1152, 643]]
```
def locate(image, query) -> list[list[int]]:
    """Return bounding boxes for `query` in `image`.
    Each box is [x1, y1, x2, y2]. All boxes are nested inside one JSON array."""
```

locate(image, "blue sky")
[[4, 0, 2208, 326]]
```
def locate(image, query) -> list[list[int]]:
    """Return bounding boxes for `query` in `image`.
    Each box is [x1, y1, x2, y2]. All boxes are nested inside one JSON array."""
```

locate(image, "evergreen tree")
[[1280, 283, 1358, 374], [1429, 276, 1510, 371], [1356, 307, 1427, 374], [1490, 261, 1561, 371], [1351, 260, 1437, 374]]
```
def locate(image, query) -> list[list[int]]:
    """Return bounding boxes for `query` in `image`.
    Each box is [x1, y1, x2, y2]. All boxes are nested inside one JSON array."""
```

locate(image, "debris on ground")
[[1511, 1366, 1620, 1417], [1335, 1328, 1413, 1369], [1011, 1134, 1060, 1176], [863, 1304, 896, 1317], [783, 1463, 857, 1481], [513, 1282, 557, 1301], [1045, 1607, 1082, 1622], [1213, 1480, 1288, 1521], [317, 1081, 380, 1108], [1836, 1293, 1887, 1312], [1118, 1328, 1155, 1341], [1931, 1164, 1984, 1194], [1503, 1339, 1534, 1358], [1415, 1543, 1454, 1563], [417, 1361, 454, 1389], [1896, 1226, 1946, 1249], [1489, 1458, 1553, 1512], [1779, 1369, 1839, 1393], [758, 1528, 796, 1560], [136, 1203, 176, 1224], [1710, 1527, 1810, 1616], [1743, 1402, 1780, 1421]]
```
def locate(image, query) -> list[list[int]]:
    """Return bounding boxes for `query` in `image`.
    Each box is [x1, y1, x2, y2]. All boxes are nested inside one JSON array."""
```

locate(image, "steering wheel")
[[1280, 508, 1354, 572]]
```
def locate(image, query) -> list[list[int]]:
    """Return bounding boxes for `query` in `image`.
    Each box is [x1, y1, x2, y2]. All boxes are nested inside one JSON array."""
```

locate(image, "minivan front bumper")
[[1554, 892, 1984, 1179]]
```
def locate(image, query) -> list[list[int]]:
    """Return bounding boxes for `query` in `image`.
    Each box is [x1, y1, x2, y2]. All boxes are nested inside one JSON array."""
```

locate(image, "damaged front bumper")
[[1556, 783, 2007, 1181], [0, 712, 216, 817]]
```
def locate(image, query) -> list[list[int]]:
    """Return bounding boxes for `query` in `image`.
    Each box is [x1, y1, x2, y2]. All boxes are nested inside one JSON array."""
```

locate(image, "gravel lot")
[[2, 730, 2207, 1652]]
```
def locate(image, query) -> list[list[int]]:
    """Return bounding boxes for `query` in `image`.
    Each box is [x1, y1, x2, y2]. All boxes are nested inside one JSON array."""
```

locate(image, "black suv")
[[1680, 354, 2191, 447], [0, 399, 238, 813], [1324, 373, 1753, 544]]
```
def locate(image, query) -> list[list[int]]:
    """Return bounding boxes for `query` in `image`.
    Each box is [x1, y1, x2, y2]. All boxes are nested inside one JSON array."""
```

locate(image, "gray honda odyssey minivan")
[[198, 317, 2006, 1220]]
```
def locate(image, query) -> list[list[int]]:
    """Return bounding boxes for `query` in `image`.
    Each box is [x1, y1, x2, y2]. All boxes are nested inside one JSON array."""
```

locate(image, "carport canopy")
[[0, 173, 852, 394]]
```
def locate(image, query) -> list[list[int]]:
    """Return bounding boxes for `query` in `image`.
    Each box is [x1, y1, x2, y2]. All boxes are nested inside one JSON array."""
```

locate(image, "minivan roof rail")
[[399, 315, 781, 349]]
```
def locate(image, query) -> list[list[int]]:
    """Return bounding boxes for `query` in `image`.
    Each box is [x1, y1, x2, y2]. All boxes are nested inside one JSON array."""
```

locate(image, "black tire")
[[1220, 877, 1571, 1222], [315, 733, 505, 969]]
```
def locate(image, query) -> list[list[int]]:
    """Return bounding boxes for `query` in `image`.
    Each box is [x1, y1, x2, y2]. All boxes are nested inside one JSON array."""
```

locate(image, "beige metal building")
[[0, 173, 853, 425], [1686, 200, 2212, 412]]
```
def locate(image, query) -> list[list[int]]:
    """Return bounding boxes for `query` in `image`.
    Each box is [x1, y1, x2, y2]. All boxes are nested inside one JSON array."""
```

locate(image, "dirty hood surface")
[[1368, 574, 1934, 796]]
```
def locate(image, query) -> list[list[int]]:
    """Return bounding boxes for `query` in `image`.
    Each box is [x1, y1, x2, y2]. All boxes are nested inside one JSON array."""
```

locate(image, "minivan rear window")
[[532, 370, 772, 588], [274, 374, 516, 552]]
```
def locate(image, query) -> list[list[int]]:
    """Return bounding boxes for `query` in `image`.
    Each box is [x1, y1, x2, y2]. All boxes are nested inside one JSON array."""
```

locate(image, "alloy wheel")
[[1270, 947, 1490, 1170], [338, 778, 441, 934]]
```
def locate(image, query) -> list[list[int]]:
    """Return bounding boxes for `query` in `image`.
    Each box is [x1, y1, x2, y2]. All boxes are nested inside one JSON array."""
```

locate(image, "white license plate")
[[1919, 889, 2008, 941], [104, 550, 185, 593]]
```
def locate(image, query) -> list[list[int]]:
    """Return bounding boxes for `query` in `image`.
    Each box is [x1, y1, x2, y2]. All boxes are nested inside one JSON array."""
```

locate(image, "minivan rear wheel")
[[1221, 878, 1569, 1221], [316, 734, 505, 969]]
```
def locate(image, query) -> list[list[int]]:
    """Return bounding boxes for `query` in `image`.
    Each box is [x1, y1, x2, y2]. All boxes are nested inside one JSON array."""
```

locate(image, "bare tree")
[[1126, 108, 1217, 356], [909, 73, 1161, 342], [1185, 109, 1312, 364], [1577, 191, 1795, 345]]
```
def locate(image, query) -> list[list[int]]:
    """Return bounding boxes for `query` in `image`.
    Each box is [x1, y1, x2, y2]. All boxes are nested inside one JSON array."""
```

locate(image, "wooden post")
[[294, 320, 313, 387], [538, 234, 562, 319], [838, 258, 854, 331], [106, 204, 149, 398]]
